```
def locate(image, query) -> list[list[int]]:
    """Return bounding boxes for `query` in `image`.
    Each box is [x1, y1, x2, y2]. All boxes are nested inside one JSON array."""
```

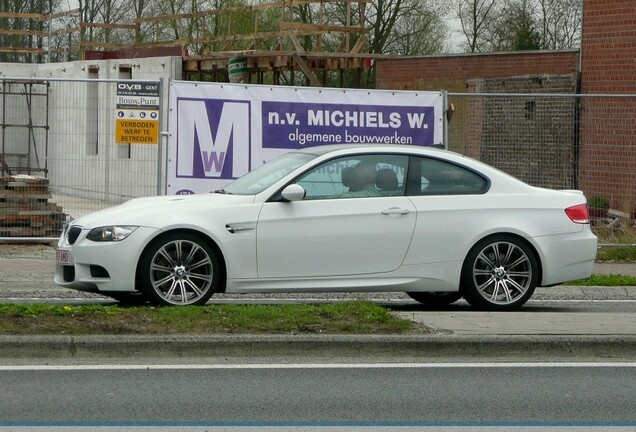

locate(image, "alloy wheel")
[[471, 240, 533, 306], [148, 238, 215, 305]]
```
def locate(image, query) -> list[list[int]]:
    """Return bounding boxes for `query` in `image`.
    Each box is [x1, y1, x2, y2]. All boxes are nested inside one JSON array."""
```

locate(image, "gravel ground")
[[1, 243, 635, 302]]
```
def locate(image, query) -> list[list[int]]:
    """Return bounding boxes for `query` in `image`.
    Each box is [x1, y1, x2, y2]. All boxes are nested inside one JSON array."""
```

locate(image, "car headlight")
[[86, 226, 138, 242]]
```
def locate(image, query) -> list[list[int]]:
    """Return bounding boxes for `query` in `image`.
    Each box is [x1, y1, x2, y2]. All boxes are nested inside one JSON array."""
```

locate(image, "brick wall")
[[376, 13, 636, 217], [473, 75, 578, 190], [579, 0, 636, 216], [375, 52, 580, 189], [375, 50, 579, 92]]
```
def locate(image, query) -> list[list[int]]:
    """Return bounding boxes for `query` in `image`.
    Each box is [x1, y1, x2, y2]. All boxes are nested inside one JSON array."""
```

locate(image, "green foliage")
[[589, 196, 610, 209], [0, 301, 414, 335], [0, 303, 122, 316], [564, 274, 636, 286], [510, 25, 542, 50], [595, 246, 636, 263], [564, 274, 636, 287]]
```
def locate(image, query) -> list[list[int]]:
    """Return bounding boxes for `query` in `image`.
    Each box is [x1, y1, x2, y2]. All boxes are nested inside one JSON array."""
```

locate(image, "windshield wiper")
[[214, 189, 233, 195]]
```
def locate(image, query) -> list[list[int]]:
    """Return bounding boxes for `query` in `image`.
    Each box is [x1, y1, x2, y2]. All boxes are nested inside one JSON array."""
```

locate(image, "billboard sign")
[[168, 82, 443, 194]]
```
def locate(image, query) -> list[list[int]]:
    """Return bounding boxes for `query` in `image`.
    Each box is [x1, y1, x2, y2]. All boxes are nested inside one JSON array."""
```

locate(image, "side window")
[[409, 157, 488, 195], [296, 158, 353, 198], [295, 154, 408, 200]]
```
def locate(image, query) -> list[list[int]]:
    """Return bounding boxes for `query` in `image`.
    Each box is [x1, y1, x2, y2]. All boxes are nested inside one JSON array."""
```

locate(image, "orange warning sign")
[[115, 118, 158, 144]]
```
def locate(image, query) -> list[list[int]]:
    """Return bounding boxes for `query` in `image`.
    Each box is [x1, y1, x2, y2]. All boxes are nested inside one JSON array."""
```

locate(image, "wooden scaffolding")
[[1, 1, 385, 87]]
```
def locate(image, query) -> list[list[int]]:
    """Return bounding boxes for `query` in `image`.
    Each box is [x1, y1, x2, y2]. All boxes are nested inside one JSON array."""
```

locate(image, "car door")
[[256, 154, 416, 278], [403, 155, 490, 266]]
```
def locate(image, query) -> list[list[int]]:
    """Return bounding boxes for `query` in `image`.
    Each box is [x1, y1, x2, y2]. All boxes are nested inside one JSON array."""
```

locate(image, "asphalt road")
[[1, 246, 636, 431], [1, 363, 635, 426]]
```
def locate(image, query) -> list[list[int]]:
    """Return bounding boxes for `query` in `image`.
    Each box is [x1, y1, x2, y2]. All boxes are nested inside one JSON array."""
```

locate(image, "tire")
[[407, 291, 462, 307], [460, 235, 538, 311], [138, 232, 221, 306]]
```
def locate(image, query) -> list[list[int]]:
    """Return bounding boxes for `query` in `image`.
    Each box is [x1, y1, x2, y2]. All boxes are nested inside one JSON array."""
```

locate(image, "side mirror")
[[281, 184, 306, 202]]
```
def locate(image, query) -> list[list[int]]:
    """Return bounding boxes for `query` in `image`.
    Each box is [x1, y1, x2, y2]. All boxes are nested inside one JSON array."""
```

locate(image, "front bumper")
[[54, 226, 160, 293]]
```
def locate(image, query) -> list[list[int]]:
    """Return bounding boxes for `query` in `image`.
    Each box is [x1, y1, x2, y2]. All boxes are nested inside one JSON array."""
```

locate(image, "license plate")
[[56, 249, 71, 265]]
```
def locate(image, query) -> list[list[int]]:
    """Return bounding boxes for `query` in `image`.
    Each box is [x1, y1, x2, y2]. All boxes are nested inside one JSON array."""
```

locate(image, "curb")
[[2, 334, 636, 361]]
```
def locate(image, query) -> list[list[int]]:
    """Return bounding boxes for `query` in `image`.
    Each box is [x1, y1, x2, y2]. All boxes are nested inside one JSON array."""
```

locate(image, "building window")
[[525, 101, 536, 121]]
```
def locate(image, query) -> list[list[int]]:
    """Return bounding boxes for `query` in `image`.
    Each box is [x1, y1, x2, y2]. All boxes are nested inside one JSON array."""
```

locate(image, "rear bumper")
[[533, 227, 598, 286]]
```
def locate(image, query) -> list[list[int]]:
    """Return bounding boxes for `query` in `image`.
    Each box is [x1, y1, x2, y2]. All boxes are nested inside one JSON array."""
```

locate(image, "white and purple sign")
[[262, 102, 435, 148], [168, 81, 444, 194]]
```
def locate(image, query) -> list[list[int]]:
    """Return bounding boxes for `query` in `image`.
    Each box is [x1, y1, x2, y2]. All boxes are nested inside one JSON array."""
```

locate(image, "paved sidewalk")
[[394, 311, 636, 336]]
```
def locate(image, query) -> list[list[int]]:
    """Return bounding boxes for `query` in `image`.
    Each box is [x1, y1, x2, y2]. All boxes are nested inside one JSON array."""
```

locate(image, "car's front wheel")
[[460, 236, 538, 311], [138, 232, 220, 306]]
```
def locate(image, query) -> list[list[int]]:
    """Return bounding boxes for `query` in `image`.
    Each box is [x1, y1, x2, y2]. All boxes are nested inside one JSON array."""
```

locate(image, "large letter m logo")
[[176, 99, 250, 179]]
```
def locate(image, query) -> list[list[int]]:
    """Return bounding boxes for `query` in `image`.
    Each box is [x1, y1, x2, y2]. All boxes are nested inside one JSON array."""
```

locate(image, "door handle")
[[381, 207, 410, 216]]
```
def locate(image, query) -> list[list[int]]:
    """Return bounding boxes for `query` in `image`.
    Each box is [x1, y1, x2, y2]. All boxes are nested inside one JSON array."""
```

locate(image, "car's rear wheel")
[[138, 232, 220, 306], [407, 292, 462, 307], [461, 235, 538, 311]]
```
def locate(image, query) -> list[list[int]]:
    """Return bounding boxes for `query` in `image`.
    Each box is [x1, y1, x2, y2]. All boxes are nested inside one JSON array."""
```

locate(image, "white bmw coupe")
[[55, 144, 597, 310]]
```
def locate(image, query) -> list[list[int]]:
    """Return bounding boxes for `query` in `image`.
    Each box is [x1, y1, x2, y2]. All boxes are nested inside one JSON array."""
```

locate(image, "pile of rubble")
[[0, 175, 65, 238]]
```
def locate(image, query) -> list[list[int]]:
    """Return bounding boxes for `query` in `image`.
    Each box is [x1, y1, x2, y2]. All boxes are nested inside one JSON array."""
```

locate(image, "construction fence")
[[1, 77, 163, 239], [447, 92, 636, 245], [0, 77, 634, 244]]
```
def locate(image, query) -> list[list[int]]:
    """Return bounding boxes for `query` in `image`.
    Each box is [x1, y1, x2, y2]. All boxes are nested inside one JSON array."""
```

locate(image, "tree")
[[537, 0, 581, 49], [0, 0, 53, 62], [455, 0, 580, 53], [489, 0, 541, 51], [380, 0, 449, 55], [456, 0, 499, 53]]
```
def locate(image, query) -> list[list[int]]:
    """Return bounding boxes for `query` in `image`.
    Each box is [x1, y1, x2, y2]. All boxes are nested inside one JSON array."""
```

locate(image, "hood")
[[71, 193, 255, 229]]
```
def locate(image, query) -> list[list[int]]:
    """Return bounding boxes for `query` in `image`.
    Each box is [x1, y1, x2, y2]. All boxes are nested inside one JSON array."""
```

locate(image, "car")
[[55, 144, 597, 311]]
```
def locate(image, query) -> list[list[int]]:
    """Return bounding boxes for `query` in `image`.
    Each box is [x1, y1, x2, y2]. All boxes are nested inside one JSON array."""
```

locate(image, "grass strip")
[[0, 301, 416, 336], [564, 273, 636, 286], [595, 246, 636, 262]]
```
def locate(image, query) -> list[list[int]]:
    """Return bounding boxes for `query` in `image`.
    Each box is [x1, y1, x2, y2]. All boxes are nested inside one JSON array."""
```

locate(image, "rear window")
[[409, 157, 488, 195]]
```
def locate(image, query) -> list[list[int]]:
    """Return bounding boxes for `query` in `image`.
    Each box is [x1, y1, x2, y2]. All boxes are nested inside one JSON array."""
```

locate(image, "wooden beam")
[[134, 2, 285, 24], [0, 47, 46, 54], [289, 0, 369, 4], [350, 34, 367, 53], [78, 41, 132, 49], [0, 12, 46, 20], [292, 53, 322, 87], [49, 8, 80, 19], [185, 50, 396, 61], [280, 21, 365, 34], [287, 30, 305, 53], [0, 29, 46, 36], [80, 22, 137, 30]]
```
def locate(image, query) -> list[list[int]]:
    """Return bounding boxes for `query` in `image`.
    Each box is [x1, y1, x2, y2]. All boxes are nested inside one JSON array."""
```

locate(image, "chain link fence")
[[1, 78, 634, 245], [448, 92, 636, 245], [1, 77, 163, 240]]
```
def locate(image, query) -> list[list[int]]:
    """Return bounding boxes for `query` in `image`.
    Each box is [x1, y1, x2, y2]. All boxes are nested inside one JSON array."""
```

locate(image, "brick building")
[[375, 0, 636, 216], [579, 0, 636, 217]]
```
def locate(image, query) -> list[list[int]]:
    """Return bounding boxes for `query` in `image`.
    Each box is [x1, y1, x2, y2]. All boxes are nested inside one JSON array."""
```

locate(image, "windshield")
[[220, 152, 317, 195]]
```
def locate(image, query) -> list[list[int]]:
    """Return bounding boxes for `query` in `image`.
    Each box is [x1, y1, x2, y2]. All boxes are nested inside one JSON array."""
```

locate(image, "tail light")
[[565, 204, 590, 224]]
